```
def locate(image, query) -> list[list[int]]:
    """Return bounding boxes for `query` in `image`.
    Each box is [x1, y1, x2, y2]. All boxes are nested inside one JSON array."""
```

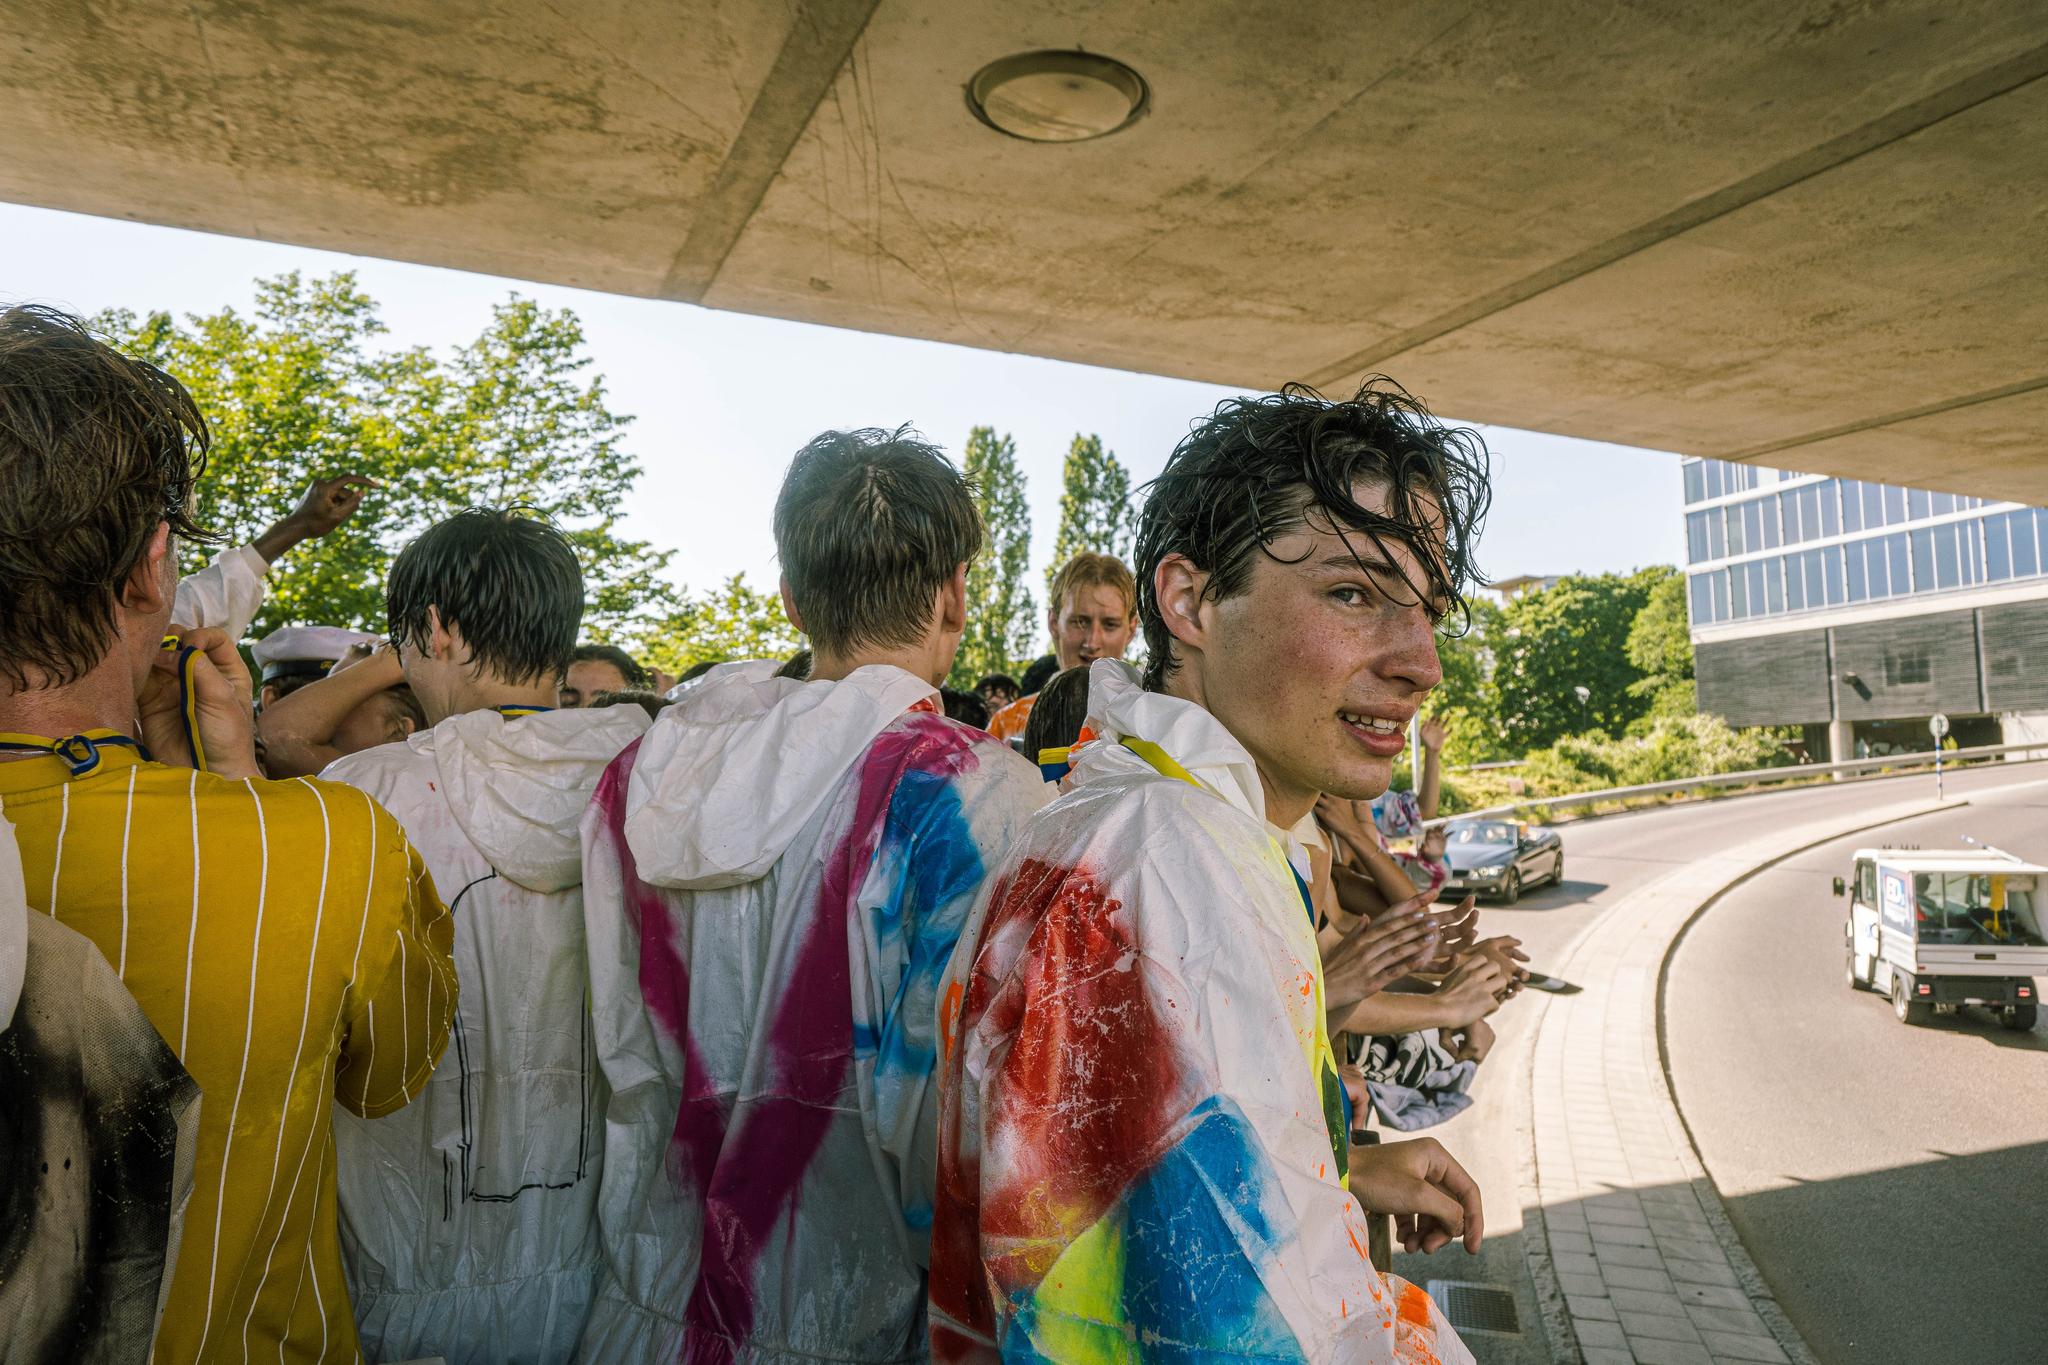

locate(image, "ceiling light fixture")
[[966, 50, 1148, 143]]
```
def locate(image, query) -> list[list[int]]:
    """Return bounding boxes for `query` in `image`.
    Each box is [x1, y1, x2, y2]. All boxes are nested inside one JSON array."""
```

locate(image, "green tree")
[[1489, 569, 1667, 751], [1625, 569, 1697, 722], [1048, 433, 1134, 586], [99, 271, 674, 641], [951, 427, 1035, 687], [636, 574, 800, 674]]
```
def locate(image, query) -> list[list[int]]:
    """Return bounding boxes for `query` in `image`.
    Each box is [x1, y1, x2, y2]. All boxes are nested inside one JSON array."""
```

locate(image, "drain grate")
[[1425, 1280, 1522, 1337]]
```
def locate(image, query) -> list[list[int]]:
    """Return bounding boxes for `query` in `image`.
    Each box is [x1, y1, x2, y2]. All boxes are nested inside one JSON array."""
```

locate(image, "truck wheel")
[[1501, 871, 1521, 906], [1892, 975, 1931, 1026], [2002, 1001, 2038, 1032]]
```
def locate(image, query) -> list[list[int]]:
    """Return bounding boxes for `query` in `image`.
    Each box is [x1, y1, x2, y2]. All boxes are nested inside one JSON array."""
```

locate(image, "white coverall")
[[577, 663, 1050, 1364], [326, 704, 651, 1364]]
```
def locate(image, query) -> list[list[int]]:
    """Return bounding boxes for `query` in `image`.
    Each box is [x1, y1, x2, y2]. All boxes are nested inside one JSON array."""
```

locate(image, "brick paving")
[[1523, 793, 1959, 1365]]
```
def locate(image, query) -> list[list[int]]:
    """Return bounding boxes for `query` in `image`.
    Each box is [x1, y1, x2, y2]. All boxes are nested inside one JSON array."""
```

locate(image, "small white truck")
[[1839, 847, 2046, 1029]]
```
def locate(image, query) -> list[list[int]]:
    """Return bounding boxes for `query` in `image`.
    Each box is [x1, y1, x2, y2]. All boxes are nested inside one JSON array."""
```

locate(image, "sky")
[[2, 201, 1685, 598]]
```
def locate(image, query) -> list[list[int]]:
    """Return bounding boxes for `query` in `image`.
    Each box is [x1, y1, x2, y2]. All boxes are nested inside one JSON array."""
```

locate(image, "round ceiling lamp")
[[966, 50, 1148, 143]]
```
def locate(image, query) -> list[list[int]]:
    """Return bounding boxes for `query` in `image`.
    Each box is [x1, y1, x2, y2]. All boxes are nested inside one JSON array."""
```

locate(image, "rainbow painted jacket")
[[577, 663, 1051, 1364], [931, 661, 1473, 1365]]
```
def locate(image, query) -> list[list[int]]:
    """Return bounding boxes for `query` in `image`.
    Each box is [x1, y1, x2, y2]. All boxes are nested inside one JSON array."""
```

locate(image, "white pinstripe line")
[[179, 769, 200, 1054], [275, 1125, 330, 1365], [189, 777, 270, 1362], [47, 781, 67, 919], [395, 927, 411, 1104], [241, 779, 333, 1353], [347, 791, 379, 1110], [117, 764, 135, 976]]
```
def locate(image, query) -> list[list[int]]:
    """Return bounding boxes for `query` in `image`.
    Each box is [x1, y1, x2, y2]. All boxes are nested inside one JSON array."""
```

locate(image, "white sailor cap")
[[250, 625, 380, 683]]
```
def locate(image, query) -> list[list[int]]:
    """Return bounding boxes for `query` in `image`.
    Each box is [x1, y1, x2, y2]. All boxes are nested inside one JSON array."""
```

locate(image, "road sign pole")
[[1930, 713, 1950, 801]]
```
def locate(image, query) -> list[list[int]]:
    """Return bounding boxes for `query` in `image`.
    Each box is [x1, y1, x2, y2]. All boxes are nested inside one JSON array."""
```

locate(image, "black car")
[[1439, 818, 1563, 904]]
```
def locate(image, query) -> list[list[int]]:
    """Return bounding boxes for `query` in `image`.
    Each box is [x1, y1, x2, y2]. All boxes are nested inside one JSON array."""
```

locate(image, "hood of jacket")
[[623, 662, 939, 890], [421, 705, 652, 892]]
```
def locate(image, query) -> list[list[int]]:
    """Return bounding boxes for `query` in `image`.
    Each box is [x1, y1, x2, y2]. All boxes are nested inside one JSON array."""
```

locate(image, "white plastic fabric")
[[929, 660, 1473, 1364], [578, 663, 1050, 1363], [170, 543, 268, 640], [325, 704, 651, 1365], [0, 809, 23, 1031]]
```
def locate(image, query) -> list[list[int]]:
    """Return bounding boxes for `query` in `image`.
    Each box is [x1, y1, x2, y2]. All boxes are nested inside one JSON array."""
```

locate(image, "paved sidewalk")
[[1521, 795, 1960, 1365]]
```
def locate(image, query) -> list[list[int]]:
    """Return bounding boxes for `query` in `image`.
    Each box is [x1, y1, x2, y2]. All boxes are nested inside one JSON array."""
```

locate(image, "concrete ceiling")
[[6, 1, 2046, 500]]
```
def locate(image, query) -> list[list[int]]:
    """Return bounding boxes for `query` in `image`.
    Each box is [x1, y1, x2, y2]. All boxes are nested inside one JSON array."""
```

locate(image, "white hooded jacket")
[[326, 704, 650, 1365], [577, 663, 1050, 1364]]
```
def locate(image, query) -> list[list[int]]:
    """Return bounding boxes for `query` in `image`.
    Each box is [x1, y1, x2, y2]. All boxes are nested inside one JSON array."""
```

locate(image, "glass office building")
[[1683, 458, 2048, 758]]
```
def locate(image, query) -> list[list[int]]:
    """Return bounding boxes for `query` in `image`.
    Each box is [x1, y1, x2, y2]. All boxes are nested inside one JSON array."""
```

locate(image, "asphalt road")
[[1385, 761, 2047, 1361], [1665, 770, 2048, 1365]]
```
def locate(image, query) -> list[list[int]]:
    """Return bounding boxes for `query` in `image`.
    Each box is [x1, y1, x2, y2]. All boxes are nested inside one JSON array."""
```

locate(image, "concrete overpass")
[[7, 1, 2046, 500]]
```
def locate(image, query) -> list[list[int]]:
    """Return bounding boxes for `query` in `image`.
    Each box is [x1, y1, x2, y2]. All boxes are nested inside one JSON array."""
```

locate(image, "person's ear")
[[1153, 554, 1211, 659], [1045, 598, 1060, 637], [938, 563, 968, 635], [426, 606, 458, 665], [259, 683, 280, 711], [394, 713, 417, 740], [779, 577, 806, 634], [119, 522, 176, 617]]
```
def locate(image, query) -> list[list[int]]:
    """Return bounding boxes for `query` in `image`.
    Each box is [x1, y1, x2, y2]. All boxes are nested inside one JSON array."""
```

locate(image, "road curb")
[[1519, 795, 1964, 1365]]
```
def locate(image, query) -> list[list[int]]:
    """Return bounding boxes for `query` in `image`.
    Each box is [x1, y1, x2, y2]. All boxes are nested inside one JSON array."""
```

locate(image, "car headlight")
[[1473, 865, 1503, 878]]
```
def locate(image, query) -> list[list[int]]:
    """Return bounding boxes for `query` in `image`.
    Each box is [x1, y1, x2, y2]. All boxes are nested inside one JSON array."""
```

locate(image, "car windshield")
[[1450, 822, 1517, 846], [1912, 872, 2043, 946]]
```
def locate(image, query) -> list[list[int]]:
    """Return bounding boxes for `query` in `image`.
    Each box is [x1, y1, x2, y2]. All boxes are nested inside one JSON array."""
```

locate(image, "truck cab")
[[1840, 848, 2047, 1029]]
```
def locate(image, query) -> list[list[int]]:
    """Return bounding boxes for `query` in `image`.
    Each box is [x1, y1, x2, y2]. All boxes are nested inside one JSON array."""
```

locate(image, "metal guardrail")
[[1434, 739, 2048, 825]]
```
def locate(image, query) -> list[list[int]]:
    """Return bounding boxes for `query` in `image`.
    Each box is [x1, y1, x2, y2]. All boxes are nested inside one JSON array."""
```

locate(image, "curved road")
[[1384, 761, 2047, 1363], [1666, 770, 2048, 1364]]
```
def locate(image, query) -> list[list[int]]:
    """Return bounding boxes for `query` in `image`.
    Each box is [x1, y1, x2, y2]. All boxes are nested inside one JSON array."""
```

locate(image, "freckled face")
[[1196, 482, 1447, 812], [1051, 584, 1136, 672]]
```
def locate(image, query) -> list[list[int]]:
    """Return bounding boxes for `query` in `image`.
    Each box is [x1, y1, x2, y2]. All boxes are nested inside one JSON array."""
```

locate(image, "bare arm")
[[251, 473, 378, 564], [258, 644, 402, 778], [1416, 717, 1447, 822]]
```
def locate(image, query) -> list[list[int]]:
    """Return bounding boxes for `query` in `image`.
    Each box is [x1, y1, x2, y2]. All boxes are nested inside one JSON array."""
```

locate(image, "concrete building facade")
[[1684, 456, 2048, 758]]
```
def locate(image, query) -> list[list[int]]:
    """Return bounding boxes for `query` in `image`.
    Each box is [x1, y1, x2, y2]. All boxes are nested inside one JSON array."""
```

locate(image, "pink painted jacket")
[[577, 663, 1050, 1364]]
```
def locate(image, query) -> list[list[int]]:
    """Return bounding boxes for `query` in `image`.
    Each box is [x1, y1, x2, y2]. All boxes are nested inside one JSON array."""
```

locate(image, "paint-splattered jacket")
[[930, 661, 1473, 1364], [578, 663, 1052, 1364]]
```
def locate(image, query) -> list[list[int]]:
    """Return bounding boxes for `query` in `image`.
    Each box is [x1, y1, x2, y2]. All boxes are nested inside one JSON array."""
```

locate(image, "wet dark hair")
[[590, 688, 672, 720], [678, 658, 722, 684], [1018, 654, 1060, 697], [569, 642, 649, 689], [774, 648, 812, 681], [1134, 378, 1490, 690], [1020, 664, 1092, 759], [0, 305, 222, 688], [386, 508, 584, 687], [976, 672, 1020, 701], [941, 687, 990, 730], [773, 426, 983, 655]]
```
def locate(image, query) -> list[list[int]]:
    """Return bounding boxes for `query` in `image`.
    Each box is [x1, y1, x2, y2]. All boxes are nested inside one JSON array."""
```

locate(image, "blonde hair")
[[1049, 551, 1136, 617]]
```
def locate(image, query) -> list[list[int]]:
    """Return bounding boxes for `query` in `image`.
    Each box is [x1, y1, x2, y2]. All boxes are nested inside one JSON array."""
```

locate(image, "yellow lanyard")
[[0, 729, 148, 777]]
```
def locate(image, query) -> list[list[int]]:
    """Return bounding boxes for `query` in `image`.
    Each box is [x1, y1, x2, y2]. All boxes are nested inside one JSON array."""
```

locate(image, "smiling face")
[[1158, 480, 1447, 826], [1050, 582, 1136, 672]]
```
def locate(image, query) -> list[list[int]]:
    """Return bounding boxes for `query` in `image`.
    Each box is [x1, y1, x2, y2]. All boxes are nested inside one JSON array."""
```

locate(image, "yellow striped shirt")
[[0, 744, 455, 1363]]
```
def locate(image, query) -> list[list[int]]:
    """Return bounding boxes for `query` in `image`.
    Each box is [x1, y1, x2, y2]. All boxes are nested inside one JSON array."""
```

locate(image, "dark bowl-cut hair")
[[386, 507, 584, 687], [569, 642, 649, 689], [1020, 664, 1092, 760], [1134, 378, 1490, 691], [0, 305, 222, 688], [773, 427, 983, 656]]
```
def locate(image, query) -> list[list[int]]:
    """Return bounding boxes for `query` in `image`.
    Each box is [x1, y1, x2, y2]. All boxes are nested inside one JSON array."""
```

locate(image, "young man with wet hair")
[[985, 550, 1138, 743], [577, 426, 1050, 1361], [933, 380, 1494, 1363], [324, 508, 650, 1363], [0, 304, 455, 1362]]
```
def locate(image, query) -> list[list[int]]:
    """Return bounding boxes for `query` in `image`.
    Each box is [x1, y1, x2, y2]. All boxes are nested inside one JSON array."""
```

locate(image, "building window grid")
[[1685, 505, 2048, 628]]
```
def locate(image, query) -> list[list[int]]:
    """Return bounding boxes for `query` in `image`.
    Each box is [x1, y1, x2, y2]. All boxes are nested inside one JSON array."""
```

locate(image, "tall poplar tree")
[[951, 426, 1035, 687], [1048, 433, 1134, 589]]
